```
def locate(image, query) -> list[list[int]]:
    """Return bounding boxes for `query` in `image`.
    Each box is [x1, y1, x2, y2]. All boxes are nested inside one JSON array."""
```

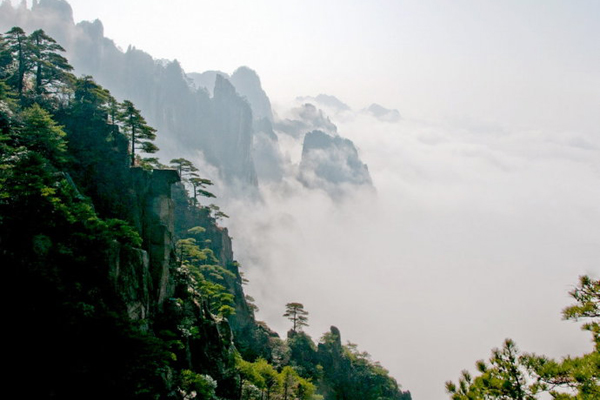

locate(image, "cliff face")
[[127, 168, 180, 310], [210, 75, 258, 187], [0, 1, 261, 189], [299, 130, 373, 194], [104, 167, 246, 398]]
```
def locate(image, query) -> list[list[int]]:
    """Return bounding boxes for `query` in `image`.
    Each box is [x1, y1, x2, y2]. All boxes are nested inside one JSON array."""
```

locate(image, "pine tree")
[[188, 176, 216, 205], [4, 27, 32, 97], [170, 157, 198, 180], [284, 302, 309, 332], [29, 29, 73, 95], [117, 100, 158, 166]]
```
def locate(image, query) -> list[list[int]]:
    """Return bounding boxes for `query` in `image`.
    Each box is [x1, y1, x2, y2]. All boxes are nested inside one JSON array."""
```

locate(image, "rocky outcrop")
[[0, 2, 261, 190], [299, 130, 372, 194], [230, 66, 274, 123], [129, 168, 180, 308], [275, 103, 338, 138], [210, 75, 258, 187], [107, 243, 152, 324]]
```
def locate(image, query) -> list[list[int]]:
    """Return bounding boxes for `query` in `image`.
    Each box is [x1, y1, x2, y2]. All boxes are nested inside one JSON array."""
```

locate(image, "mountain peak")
[[33, 0, 74, 24]]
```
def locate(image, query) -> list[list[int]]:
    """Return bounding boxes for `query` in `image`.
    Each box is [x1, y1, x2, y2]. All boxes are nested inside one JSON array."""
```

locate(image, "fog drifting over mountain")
[[5, 1, 599, 398], [224, 105, 599, 399]]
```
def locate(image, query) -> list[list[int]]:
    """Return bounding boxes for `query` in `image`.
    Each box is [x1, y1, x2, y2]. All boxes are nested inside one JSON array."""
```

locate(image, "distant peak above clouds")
[[296, 94, 351, 114], [364, 103, 401, 122], [187, 67, 274, 123], [274, 103, 338, 138], [187, 70, 229, 96], [298, 130, 373, 196]]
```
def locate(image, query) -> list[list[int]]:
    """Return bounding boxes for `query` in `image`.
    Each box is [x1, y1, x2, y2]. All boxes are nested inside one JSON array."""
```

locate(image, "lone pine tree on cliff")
[[117, 100, 158, 166], [284, 302, 309, 332]]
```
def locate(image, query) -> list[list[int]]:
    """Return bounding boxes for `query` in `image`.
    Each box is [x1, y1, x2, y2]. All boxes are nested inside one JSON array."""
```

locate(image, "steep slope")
[[0, 0, 262, 188]]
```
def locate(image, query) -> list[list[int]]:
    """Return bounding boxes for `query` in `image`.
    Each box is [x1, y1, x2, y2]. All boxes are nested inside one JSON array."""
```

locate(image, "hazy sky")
[[57, 0, 600, 133], [10, 1, 600, 399]]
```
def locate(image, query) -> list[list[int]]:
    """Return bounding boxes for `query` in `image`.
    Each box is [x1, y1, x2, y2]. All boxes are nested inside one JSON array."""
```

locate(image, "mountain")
[[0, 0, 375, 197], [0, 0, 266, 189], [365, 103, 401, 122], [1, 11, 411, 398], [299, 130, 373, 194], [297, 93, 352, 113], [275, 103, 338, 138]]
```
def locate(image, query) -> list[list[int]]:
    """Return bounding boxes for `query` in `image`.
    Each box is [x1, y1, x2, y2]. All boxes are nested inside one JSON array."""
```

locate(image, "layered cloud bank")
[[225, 107, 600, 400], [3, 2, 598, 399]]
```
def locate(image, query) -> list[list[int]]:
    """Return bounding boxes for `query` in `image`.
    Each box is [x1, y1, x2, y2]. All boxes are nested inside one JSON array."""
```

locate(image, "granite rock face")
[[299, 130, 372, 193], [0, 2, 262, 190], [230, 66, 274, 123], [275, 103, 338, 138], [210, 75, 258, 187]]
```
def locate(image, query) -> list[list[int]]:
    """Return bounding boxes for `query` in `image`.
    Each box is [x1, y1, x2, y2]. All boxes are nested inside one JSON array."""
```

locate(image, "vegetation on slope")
[[0, 27, 411, 400]]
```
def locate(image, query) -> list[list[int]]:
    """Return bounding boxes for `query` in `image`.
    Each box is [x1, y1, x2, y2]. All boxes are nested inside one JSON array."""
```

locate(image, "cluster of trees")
[[446, 275, 599, 399], [237, 358, 317, 400], [0, 26, 176, 398], [273, 303, 412, 400], [1, 26, 157, 167], [2, 25, 410, 400], [176, 225, 237, 318]]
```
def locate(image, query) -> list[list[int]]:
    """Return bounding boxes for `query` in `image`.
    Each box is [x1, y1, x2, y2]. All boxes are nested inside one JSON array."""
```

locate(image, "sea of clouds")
[[222, 104, 600, 399]]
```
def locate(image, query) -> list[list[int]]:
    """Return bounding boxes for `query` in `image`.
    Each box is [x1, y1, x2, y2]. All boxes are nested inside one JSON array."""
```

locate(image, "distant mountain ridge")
[[0, 0, 373, 196]]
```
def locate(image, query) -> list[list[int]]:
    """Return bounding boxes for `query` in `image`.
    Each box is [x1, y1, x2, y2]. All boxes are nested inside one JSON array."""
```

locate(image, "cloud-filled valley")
[[2, 1, 599, 399], [225, 108, 600, 399]]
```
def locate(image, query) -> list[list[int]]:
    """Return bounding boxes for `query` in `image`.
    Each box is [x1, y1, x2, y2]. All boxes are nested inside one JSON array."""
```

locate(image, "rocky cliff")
[[0, 0, 264, 189], [299, 130, 373, 194]]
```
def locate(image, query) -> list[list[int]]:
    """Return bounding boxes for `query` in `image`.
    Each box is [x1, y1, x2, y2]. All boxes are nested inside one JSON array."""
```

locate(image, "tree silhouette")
[[4, 27, 31, 97], [189, 176, 215, 205], [170, 157, 198, 181], [117, 100, 158, 166], [29, 29, 73, 95], [284, 302, 309, 332]]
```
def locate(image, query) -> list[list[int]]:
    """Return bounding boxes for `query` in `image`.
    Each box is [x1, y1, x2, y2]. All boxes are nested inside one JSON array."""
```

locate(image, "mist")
[[223, 107, 600, 399], [4, 1, 598, 398]]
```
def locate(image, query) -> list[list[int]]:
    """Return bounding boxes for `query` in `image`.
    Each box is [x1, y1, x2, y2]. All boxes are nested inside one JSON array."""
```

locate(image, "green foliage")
[[29, 29, 74, 96], [284, 302, 309, 332], [3, 26, 31, 97], [208, 202, 229, 221], [189, 175, 216, 204], [446, 339, 537, 400], [117, 99, 158, 166], [18, 103, 67, 163], [179, 370, 218, 400], [315, 326, 411, 400], [446, 276, 600, 400], [287, 330, 320, 380], [562, 276, 599, 344], [0, 25, 414, 400], [176, 227, 236, 318], [170, 157, 198, 180], [105, 218, 143, 247], [2, 27, 73, 105]]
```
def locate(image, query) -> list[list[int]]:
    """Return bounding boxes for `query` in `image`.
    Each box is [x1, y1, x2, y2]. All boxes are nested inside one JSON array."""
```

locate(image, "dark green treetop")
[[117, 99, 158, 166], [189, 176, 216, 205], [446, 275, 600, 400], [284, 302, 309, 332], [4, 26, 31, 97], [170, 157, 198, 180], [29, 29, 73, 96]]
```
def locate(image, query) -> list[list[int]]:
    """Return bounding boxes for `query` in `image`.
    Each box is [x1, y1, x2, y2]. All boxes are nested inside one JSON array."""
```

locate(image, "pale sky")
[[56, 0, 599, 133]]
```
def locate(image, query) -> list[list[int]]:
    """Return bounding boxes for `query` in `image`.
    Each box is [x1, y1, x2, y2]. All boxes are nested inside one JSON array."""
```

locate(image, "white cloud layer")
[[223, 111, 600, 399]]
